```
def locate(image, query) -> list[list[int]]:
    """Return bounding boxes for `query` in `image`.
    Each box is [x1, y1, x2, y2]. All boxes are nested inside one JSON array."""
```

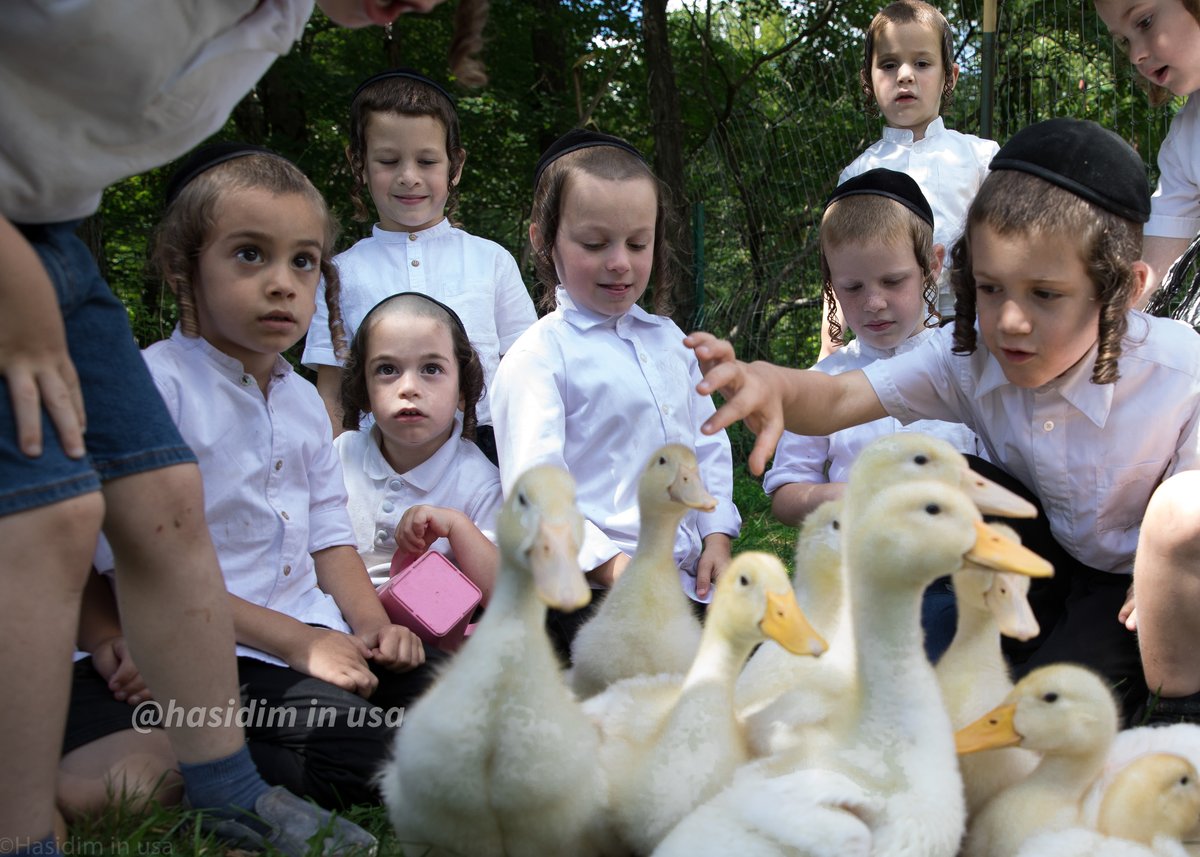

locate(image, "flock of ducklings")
[[379, 435, 1200, 857]]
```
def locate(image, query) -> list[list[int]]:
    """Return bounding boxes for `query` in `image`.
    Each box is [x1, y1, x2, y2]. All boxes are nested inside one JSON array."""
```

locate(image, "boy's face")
[[546, 172, 657, 317], [1095, 0, 1200, 97], [970, 224, 1102, 389], [870, 20, 957, 141], [826, 236, 935, 352], [363, 112, 458, 234], [194, 189, 323, 384]]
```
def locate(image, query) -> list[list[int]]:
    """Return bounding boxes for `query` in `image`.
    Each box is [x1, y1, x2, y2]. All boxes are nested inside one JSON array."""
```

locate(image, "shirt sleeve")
[[688, 353, 742, 540], [491, 248, 538, 354], [862, 331, 969, 427], [762, 429, 831, 495], [1147, 103, 1200, 240], [301, 273, 338, 368], [466, 470, 504, 545], [305, 405, 358, 554], [490, 332, 621, 569]]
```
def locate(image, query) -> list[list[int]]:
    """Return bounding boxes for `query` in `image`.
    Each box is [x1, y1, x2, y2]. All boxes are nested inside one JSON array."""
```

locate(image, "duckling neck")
[[482, 562, 549, 629], [683, 626, 755, 693], [1028, 745, 1110, 799], [636, 503, 688, 566], [850, 583, 940, 722]]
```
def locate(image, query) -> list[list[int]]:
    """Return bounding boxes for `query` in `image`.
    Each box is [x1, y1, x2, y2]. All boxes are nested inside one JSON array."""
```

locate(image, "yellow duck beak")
[[955, 702, 1021, 755], [985, 573, 1041, 642], [668, 462, 718, 512], [967, 520, 1054, 579], [963, 471, 1038, 519], [761, 590, 827, 657], [530, 519, 591, 612]]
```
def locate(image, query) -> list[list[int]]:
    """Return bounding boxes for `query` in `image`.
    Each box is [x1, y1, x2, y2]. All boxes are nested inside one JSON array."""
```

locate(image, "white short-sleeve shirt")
[[144, 329, 356, 665], [862, 316, 1200, 574], [840, 117, 999, 314], [490, 288, 741, 596], [302, 220, 537, 425], [0, 0, 313, 223], [335, 420, 502, 586], [1146, 95, 1200, 241], [763, 328, 979, 495]]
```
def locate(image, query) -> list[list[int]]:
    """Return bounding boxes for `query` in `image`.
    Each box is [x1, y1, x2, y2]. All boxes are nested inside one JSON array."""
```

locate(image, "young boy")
[[821, 0, 999, 356], [690, 118, 1200, 722]]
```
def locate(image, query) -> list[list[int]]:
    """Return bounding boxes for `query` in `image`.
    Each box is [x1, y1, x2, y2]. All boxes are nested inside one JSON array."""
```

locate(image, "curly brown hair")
[[339, 293, 484, 441], [528, 142, 678, 316], [820, 193, 940, 347], [151, 152, 346, 360], [346, 75, 467, 225], [448, 0, 490, 89], [860, 0, 958, 117], [949, 170, 1143, 384]]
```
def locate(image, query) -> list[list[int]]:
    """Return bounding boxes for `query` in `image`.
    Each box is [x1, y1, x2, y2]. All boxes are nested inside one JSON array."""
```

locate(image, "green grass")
[[66, 455, 798, 854]]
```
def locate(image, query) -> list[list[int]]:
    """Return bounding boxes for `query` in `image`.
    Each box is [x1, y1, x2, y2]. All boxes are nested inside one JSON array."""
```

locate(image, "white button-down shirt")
[[863, 315, 1200, 574], [335, 420, 502, 585], [490, 288, 741, 585], [143, 329, 356, 664], [1148, 95, 1200, 240], [302, 219, 537, 425], [840, 117, 999, 314], [764, 328, 979, 495], [0, 0, 312, 223]]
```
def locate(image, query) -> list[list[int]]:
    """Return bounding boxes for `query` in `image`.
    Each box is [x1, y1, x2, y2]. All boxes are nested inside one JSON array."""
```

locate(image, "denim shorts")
[[0, 222, 195, 516]]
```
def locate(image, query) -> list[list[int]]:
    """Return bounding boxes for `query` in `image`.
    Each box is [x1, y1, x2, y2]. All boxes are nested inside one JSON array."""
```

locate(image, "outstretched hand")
[[685, 331, 785, 476]]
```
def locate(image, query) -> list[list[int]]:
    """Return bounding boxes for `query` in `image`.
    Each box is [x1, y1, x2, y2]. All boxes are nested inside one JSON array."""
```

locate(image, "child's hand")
[[685, 331, 785, 476], [289, 627, 378, 698], [1119, 582, 1138, 631], [0, 217, 87, 457], [90, 636, 151, 705], [395, 505, 462, 556], [695, 533, 733, 600], [361, 623, 426, 673]]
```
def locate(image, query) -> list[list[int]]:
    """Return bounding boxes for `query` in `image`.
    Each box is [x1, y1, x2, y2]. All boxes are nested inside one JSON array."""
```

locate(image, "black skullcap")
[[989, 118, 1151, 223], [533, 129, 647, 188], [825, 168, 935, 227], [165, 142, 282, 206], [352, 68, 456, 109], [361, 292, 468, 338]]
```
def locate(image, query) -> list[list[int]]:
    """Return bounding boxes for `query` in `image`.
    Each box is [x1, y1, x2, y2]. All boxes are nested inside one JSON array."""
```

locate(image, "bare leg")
[[1134, 471, 1200, 697], [57, 730, 182, 821], [0, 492, 104, 847], [101, 464, 243, 764]]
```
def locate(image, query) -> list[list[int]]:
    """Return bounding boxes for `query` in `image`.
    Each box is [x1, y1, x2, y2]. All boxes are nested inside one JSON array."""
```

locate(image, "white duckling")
[[738, 432, 1038, 759], [935, 523, 1041, 815], [1016, 752, 1200, 857], [586, 552, 826, 855], [569, 445, 715, 698], [1083, 723, 1200, 845], [957, 663, 1121, 857], [655, 479, 1051, 857], [382, 465, 613, 857]]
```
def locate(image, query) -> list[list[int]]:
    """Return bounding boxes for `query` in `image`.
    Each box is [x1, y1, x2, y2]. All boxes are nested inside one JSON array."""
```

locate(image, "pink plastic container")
[[378, 550, 481, 651]]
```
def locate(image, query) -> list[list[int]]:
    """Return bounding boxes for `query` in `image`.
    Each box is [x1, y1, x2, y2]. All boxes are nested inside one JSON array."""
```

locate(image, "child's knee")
[[1, 492, 105, 578], [1144, 472, 1200, 559]]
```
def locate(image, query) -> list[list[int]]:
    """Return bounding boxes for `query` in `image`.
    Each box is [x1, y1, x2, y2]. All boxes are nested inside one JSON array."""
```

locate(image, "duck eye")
[[1182, 776, 1191, 786], [832, 520, 840, 531], [517, 493, 528, 508], [1042, 692, 1058, 703], [739, 575, 749, 587], [658, 456, 667, 465], [925, 503, 940, 515], [914, 454, 929, 465]]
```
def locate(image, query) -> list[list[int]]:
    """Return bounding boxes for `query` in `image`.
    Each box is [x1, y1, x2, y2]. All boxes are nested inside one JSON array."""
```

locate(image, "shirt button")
[[1043, 420, 1055, 432], [408, 233, 417, 241], [240, 374, 253, 387], [282, 564, 292, 576], [389, 479, 403, 491], [376, 529, 390, 544], [382, 501, 394, 513], [280, 510, 290, 521], [411, 259, 420, 267], [639, 353, 648, 364], [661, 405, 670, 415], [274, 460, 283, 471]]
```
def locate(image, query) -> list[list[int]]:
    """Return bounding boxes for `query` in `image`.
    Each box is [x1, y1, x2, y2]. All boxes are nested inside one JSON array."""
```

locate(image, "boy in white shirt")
[[689, 118, 1200, 723]]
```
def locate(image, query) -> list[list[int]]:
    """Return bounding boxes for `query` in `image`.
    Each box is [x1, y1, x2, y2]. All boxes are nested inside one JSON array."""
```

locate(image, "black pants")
[[967, 456, 1147, 722]]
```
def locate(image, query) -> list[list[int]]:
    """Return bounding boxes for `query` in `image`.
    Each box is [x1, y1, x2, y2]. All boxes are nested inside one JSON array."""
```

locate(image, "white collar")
[[370, 218, 452, 243], [363, 413, 465, 491], [881, 115, 947, 145], [555, 286, 661, 332]]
